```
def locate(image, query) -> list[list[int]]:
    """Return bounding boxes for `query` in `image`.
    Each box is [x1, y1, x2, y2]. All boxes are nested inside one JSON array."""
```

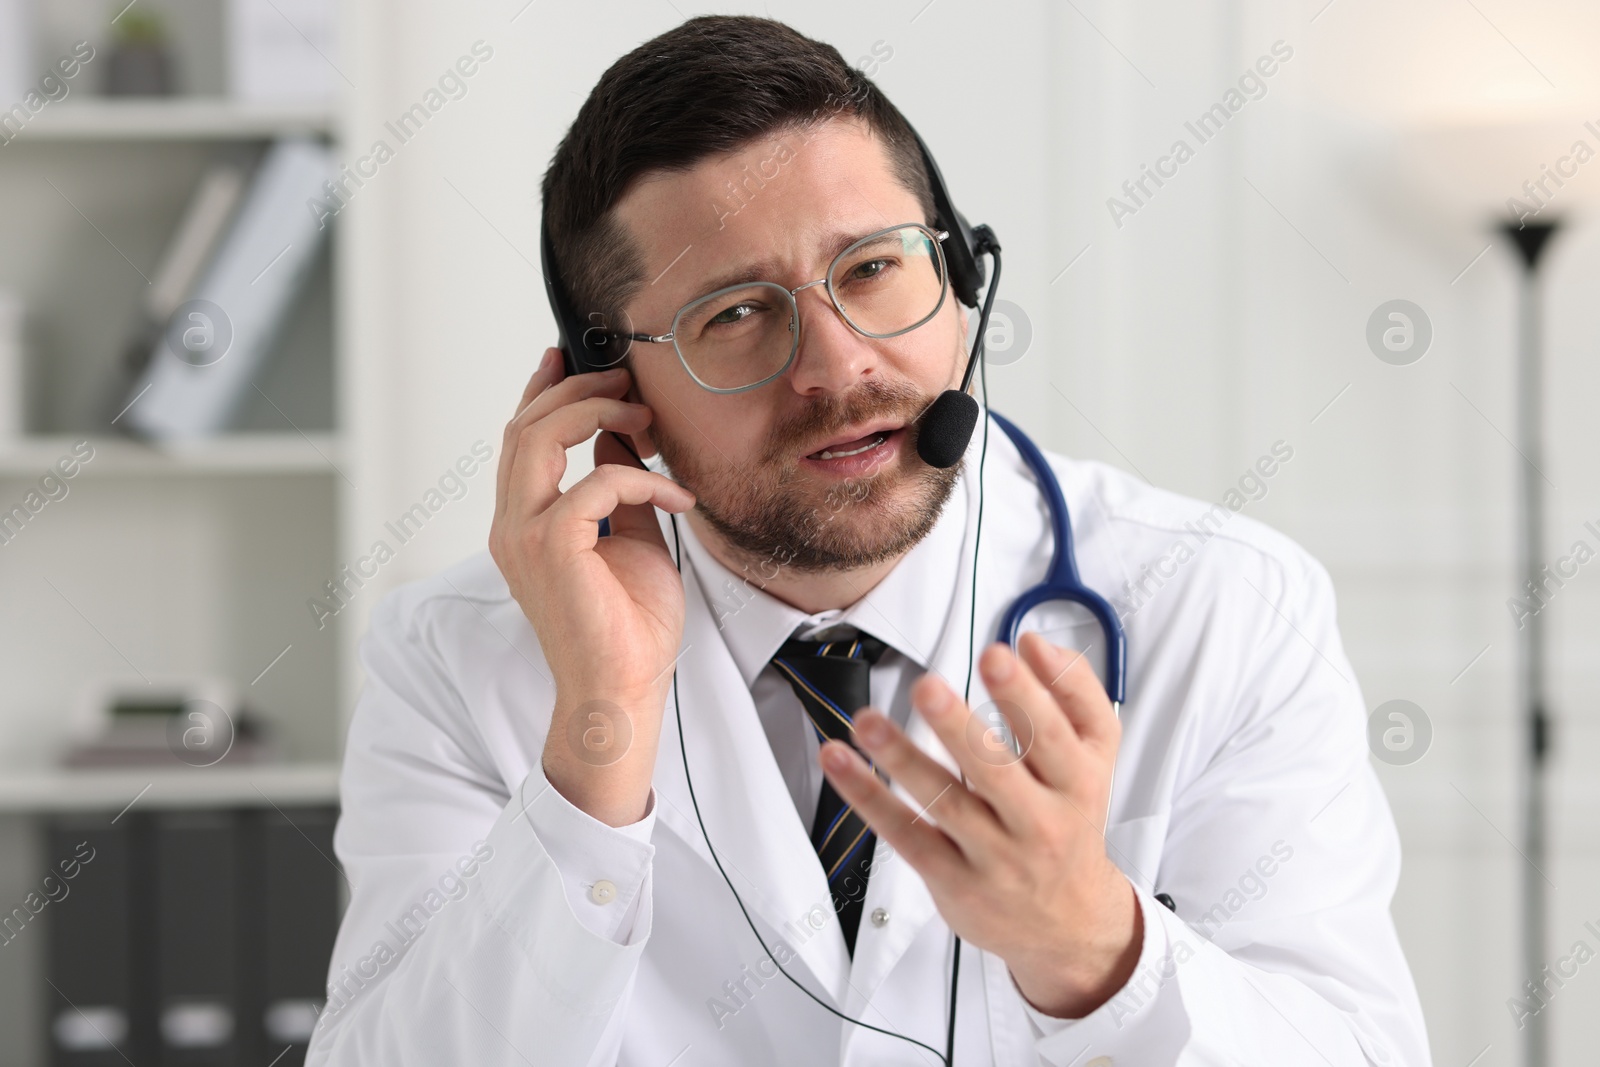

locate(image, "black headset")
[[537, 121, 1002, 1066], [538, 125, 1002, 470]]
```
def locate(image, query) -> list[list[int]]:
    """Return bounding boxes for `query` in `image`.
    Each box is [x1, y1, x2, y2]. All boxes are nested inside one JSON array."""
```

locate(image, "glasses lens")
[[675, 282, 794, 391], [829, 226, 946, 337]]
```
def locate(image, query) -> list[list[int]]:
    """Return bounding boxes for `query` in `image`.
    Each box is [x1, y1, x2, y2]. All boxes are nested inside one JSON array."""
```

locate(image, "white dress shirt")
[[307, 412, 1432, 1066]]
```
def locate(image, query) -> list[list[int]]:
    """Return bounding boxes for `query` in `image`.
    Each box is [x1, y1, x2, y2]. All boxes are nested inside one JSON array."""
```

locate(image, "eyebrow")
[[675, 227, 895, 300]]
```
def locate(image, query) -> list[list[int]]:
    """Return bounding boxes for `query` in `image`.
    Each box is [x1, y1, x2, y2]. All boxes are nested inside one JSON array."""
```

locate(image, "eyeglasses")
[[603, 223, 950, 394]]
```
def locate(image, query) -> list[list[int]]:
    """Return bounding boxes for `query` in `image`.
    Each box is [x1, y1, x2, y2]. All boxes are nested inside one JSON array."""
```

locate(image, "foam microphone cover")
[[916, 389, 979, 469]]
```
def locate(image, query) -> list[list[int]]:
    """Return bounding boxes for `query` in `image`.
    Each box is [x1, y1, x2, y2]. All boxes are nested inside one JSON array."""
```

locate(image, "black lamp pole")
[[1501, 218, 1559, 1067]]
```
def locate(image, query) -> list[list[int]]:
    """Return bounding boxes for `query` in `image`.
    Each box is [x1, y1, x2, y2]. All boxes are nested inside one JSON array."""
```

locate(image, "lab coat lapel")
[[650, 555, 853, 1007]]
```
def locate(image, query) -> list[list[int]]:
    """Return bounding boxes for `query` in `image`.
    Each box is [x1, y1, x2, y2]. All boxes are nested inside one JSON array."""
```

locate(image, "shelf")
[[12, 98, 338, 142], [0, 433, 345, 476], [0, 762, 340, 813]]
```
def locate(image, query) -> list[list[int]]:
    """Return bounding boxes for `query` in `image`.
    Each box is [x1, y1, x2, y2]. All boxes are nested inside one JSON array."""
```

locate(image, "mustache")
[[761, 379, 935, 463]]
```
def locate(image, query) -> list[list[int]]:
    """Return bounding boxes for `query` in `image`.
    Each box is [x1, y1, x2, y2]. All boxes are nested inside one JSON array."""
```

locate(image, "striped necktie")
[[771, 630, 889, 956]]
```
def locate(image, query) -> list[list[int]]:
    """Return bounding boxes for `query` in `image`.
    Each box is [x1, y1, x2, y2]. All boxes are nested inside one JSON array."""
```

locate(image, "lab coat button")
[[1086, 1058, 1113, 1067], [589, 879, 618, 905], [870, 907, 888, 927]]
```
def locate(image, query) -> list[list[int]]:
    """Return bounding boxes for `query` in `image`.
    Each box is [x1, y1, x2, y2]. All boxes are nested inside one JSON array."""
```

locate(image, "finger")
[[909, 670, 1049, 830], [976, 641, 1093, 796], [595, 431, 673, 549], [495, 368, 631, 524], [817, 737, 969, 886], [515, 347, 563, 417], [546, 463, 694, 538], [515, 365, 630, 431], [846, 708, 1007, 859], [593, 415, 648, 472], [622, 379, 662, 462], [504, 397, 654, 520], [496, 348, 564, 524], [1018, 631, 1120, 751]]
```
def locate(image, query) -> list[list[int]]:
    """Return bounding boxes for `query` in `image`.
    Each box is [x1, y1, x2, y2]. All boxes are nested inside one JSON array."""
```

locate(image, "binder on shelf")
[[44, 814, 153, 1066], [145, 162, 250, 326], [154, 811, 240, 1065], [123, 137, 334, 441], [248, 807, 339, 1064], [40, 803, 343, 1067]]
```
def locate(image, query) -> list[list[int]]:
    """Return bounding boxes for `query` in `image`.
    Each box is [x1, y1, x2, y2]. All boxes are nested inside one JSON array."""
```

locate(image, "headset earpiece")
[[910, 128, 986, 308], [541, 219, 632, 378]]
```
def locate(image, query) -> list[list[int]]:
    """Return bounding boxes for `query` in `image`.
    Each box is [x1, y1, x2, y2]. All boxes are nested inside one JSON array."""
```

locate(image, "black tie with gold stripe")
[[771, 630, 889, 956]]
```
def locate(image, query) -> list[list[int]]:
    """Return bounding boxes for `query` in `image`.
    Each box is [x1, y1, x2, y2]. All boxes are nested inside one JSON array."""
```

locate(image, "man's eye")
[[847, 259, 893, 281], [708, 303, 757, 326]]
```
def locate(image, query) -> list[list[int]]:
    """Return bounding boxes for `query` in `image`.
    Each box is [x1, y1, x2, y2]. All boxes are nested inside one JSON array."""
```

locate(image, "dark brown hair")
[[540, 15, 935, 330]]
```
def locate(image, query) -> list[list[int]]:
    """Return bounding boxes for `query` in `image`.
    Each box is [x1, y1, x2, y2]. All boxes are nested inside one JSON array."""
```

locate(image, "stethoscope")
[[989, 410, 1127, 710]]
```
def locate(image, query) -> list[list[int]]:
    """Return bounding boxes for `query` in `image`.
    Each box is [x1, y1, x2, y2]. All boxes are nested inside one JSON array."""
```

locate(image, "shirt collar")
[[679, 472, 971, 687]]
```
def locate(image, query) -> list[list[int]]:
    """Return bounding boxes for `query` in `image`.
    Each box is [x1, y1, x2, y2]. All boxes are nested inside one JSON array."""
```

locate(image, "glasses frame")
[[613, 222, 952, 395]]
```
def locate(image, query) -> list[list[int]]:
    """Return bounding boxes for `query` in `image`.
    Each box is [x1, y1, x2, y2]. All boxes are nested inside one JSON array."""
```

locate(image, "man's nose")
[[786, 283, 879, 395]]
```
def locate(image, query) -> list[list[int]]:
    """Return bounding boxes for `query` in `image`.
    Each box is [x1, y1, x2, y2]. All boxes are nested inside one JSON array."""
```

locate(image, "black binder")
[[154, 810, 240, 1066], [247, 807, 340, 1066], [42, 803, 341, 1067], [45, 814, 153, 1066]]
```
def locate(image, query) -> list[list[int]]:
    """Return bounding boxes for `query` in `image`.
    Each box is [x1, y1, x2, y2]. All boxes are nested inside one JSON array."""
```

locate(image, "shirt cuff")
[[517, 763, 657, 944]]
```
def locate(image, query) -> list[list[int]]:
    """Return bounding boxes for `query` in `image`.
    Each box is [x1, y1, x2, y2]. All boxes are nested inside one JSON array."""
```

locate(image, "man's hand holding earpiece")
[[489, 347, 694, 827]]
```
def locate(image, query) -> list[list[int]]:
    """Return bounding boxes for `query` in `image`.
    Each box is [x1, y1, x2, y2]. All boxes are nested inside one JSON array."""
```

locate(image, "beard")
[[652, 378, 961, 573]]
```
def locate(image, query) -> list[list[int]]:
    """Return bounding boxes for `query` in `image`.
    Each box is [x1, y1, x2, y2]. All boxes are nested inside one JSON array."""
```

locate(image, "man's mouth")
[[800, 422, 902, 463], [808, 431, 890, 461]]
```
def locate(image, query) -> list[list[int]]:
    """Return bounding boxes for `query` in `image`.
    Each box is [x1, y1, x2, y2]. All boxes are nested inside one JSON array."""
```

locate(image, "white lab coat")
[[306, 416, 1430, 1066]]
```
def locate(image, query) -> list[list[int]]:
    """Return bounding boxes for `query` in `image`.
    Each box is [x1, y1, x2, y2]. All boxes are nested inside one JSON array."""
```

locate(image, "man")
[[308, 15, 1429, 1066]]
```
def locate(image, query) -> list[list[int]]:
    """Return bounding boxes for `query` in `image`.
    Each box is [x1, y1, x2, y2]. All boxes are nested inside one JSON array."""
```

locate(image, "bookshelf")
[[0, 102, 345, 767], [0, 72, 350, 1067]]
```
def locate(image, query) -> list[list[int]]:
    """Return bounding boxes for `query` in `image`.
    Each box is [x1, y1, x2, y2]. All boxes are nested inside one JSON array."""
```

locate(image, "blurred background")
[[0, 0, 1596, 1064]]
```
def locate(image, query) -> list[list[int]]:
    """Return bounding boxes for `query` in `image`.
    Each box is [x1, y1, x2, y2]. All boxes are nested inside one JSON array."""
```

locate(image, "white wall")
[[344, 1, 1600, 1062]]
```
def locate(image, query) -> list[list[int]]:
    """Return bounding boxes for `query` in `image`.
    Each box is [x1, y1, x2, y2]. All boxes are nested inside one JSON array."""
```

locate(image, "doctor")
[[308, 14, 1429, 1067]]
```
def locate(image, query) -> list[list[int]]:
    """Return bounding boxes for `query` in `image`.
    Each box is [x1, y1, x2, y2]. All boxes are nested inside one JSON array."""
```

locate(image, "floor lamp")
[[1503, 219, 1559, 1067]]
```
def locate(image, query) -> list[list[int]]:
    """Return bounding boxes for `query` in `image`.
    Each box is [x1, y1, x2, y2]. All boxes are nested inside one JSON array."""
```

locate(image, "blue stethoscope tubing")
[[989, 411, 1127, 710]]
